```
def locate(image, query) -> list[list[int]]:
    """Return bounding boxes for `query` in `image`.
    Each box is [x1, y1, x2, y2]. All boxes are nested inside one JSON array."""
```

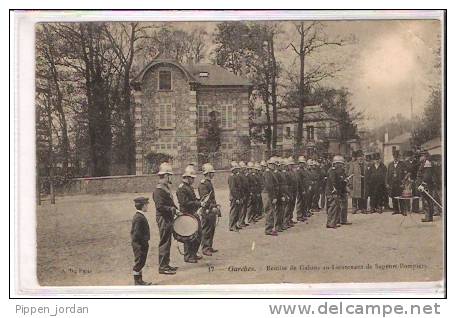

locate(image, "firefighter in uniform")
[[255, 161, 267, 221], [295, 156, 308, 222], [198, 163, 221, 255], [237, 161, 250, 228], [131, 196, 152, 285], [307, 159, 319, 212], [176, 165, 202, 263], [228, 161, 243, 232], [246, 162, 258, 224], [417, 160, 439, 222], [152, 162, 178, 275], [285, 157, 298, 227], [263, 157, 279, 236], [326, 155, 350, 228], [276, 158, 289, 231]]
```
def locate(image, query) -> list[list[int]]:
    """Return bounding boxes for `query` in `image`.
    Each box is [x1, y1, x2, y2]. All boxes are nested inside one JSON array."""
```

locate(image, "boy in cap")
[[131, 196, 153, 285]]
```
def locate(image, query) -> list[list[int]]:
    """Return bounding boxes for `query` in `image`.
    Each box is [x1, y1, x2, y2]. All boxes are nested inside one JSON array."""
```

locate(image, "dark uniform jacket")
[[239, 172, 250, 199], [256, 171, 265, 193], [228, 173, 243, 202], [176, 182, 200, 215], [403, 159, 419, 181], [286, 170, 298, 196], [262, 168, 278, 200], [153, 182, 177, 221], [417, 168, 438, 191], [308, 168, 320, 189], [366, 162, 387, 194], [278, 170, 290, 199], [131, 211, 150, 244], [326, 166, 347, 196], [246, 172, 257, 195], [198, 178, 217, 209], [296, 167, 310, 195]]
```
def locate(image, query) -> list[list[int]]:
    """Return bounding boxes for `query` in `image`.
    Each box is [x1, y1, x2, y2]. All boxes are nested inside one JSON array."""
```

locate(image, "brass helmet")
[[254, 162, 262, 170], [158, 162, 174, 175], [287, 156, 295, 165], [202, 163, 215, 175], [298, 155, 306, 163], [182, 165, 197, 178], [247, 161, 255, 169], [239, 161, 246, 168], [230, 161, 240, 171], [332, 155, 345, 164], [260, 160, 267, 167]]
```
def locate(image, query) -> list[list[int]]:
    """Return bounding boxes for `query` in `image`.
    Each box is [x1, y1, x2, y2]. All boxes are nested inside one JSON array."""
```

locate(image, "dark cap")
[[373, 152, 381, 160], [133, 196, 149, 204]]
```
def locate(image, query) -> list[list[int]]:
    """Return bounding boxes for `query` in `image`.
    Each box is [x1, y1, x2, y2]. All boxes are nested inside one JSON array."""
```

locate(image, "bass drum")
[[172, 214, 200, 243]]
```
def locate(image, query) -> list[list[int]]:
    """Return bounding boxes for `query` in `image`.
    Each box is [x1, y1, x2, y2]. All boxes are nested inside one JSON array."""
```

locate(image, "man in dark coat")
[[131, 196, 152, 285], [263, 158, 279, 236], [176, 165, 202, 263], [367, 153, 387, 212], [152, 162, 178, 275], [285, 157, 298, 227], [237, 161, 250, 228], [276, 158, 290, 231], [386, 151, 407, 214], [326, 155, 350, 228], [295, 156, 309, 222], [417, 160, 439, 222], [228, 161, 243, 232], [307, 159, 320, 212], [198, 163, 220, 256], [403, 150, 420, 212]]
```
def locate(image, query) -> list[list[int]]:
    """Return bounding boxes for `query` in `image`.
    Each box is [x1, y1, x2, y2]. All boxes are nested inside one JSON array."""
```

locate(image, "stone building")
[[131, 58, 252, 174]]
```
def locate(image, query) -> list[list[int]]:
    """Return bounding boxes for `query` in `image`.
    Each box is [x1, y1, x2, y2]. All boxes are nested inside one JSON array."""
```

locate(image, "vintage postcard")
[[14, 10, 445, 295]]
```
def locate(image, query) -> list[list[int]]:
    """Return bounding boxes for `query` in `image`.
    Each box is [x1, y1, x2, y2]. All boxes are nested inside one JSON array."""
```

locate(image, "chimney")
[[384, 131, 389, 143]]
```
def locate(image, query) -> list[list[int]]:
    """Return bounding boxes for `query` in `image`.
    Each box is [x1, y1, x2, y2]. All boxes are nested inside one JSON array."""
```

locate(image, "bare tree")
[[288, 21, 346, 154]]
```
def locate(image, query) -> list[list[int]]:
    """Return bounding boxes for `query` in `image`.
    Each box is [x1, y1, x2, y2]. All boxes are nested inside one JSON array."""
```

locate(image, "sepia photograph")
[[27, 10, 445, 291]]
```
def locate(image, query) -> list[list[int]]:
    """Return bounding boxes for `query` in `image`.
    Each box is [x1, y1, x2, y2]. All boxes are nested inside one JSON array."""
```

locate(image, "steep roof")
[[132, 59, 252, 87], [183, 63, 252, 86]]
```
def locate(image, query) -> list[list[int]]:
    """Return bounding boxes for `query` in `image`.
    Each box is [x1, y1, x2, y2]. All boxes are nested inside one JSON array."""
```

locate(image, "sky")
[[180, 19, 442, 129]]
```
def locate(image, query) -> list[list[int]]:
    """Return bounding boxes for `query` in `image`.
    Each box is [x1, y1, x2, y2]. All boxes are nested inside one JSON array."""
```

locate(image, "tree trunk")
[[269, 34, 279, 154], [295, 22, 306, 155]]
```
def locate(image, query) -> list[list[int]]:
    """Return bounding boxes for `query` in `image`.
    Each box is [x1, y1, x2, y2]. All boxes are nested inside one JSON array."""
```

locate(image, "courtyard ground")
[[36, 189, 444, 287]]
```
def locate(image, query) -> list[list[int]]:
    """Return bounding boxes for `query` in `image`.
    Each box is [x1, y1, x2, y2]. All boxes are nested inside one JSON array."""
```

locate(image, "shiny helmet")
[[182, 165, 197, 178], [332, 155, 345, 165], [260, 160, 267, 167], [202, 163, 215, 175], [230, 161, 240, 171], [298, 156, 306, 163], [158, 162, 174, 175]]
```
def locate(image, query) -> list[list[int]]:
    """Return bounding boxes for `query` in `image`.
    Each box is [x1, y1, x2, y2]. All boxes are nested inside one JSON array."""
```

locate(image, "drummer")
[[176, 165, 203, 263], [153, 162, 178, 275]]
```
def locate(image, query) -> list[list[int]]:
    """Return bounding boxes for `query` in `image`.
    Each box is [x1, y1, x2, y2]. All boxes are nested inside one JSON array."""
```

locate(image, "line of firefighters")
[[227, 149, 441, 236]]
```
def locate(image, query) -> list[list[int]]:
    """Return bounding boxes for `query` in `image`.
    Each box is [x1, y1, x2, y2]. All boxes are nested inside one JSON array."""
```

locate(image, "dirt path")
[[37, 190, 444, 286]]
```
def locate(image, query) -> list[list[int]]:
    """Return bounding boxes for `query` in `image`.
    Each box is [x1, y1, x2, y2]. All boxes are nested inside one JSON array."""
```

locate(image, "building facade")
[[131, 59, 252, 174]]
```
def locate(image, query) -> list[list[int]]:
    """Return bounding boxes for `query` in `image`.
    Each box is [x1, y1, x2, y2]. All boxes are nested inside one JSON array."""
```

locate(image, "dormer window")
[[158, 70, 172, 90], [199, 72, 209, 78]]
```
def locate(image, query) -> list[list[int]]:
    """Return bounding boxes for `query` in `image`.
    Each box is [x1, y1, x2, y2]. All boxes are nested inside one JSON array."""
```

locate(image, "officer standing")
[[263, 157, 279, 236], [176, 165, 202, 263], [348, 150, 368, 213], [386, 151, 407, 214], [246, 162, 258, 224], [152, 162, 178, 275], [255, 161, 266, 221], [417, 160, 438, 222], [326, 155, 349, 228], [131, 196, 153, 285], [276, 158, 289, 231], [307, 159, 319, 213], [403, 150, 420, 212], [295, 156, 308, 222], [228, 161, 242, 232], [285, 157, 298, 227], [198, 163, 220, 255], [237, 161, 250, 228]]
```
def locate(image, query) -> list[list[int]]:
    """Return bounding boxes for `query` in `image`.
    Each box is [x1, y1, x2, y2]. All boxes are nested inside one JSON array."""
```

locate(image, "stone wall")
[[135, 62, 198, 175], [62, 170, 232, 195], [196, 87, 251, 168]]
